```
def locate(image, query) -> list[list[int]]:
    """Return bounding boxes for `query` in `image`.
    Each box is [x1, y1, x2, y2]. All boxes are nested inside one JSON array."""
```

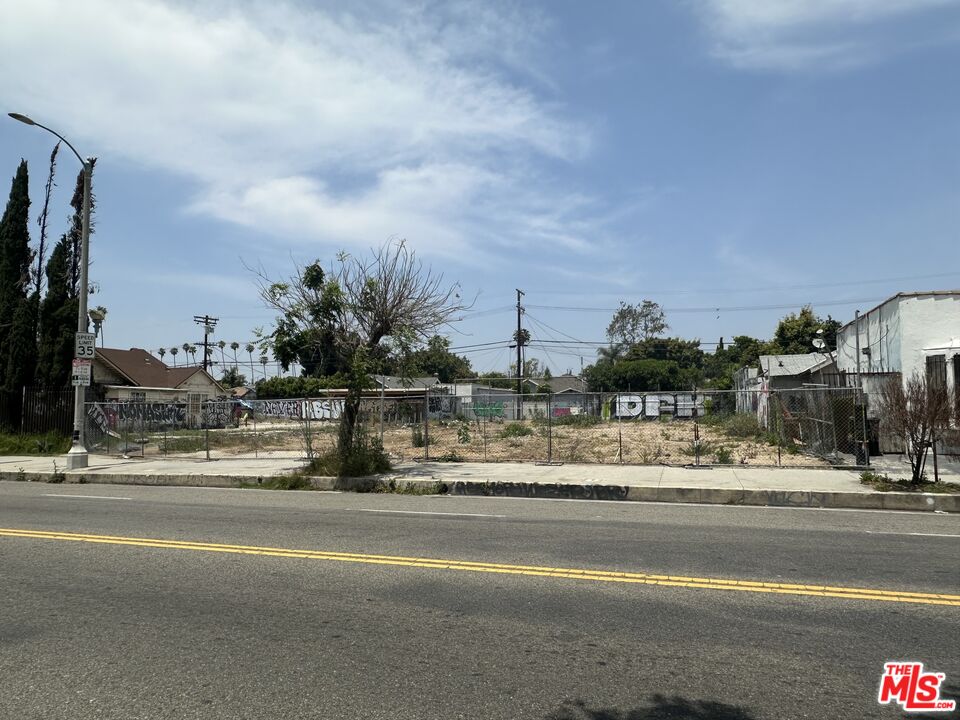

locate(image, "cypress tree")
[[0, 160, 32, 389], [37, 238, 77, 388], [4, 293, 39, 391], [65, 166, 94, 299]]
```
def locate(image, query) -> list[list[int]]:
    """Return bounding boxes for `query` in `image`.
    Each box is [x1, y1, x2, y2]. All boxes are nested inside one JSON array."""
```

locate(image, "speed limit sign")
[[75, 332, 96, 359]]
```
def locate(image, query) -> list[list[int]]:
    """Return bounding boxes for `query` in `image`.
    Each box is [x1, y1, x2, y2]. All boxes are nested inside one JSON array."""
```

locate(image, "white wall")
[[836, 296, 902, 374], [898, 294, 960, 383]]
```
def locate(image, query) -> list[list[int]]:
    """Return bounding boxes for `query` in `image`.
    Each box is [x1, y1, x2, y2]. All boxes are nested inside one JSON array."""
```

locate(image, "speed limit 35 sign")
[[75, 332, 96, 359]]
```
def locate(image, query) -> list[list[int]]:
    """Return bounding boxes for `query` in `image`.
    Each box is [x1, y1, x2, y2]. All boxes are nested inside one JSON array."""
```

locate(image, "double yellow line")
[[2, 527, 958, 607]]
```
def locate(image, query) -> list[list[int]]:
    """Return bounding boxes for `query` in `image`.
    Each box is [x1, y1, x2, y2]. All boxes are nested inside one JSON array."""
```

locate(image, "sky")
[[1, 0, 959, 380]]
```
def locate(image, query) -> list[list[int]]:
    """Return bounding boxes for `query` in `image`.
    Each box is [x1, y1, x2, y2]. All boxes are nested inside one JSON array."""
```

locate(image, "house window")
[[926, 355, 947, 392], [188, 393, 207, 416], [130, 391, 146, 403], [954, 356, 960, 408]]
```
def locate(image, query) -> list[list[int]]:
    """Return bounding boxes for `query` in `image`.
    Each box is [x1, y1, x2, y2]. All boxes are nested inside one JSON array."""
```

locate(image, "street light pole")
[[8, 112, 95, 469]]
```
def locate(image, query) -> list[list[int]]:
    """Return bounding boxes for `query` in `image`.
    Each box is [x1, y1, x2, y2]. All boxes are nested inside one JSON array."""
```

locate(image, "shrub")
[[713, 445, 733, 464], [456, 422, 471, 444], [498, 423, 534, 439], [307, 435, 391, 477], [552, 414, 602, 427], [411, 425, 425, 448], [0, 432, 70, 456], [681, 439, 717, 457], [722, 414, 762, 438]]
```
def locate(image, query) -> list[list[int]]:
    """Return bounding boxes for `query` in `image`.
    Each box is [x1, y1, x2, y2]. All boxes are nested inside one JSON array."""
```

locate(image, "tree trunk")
[[337, 389, 361, 455]]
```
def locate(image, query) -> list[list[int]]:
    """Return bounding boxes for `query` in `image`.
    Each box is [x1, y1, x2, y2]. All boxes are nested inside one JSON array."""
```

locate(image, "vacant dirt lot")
[[134, 417, 829, 467]]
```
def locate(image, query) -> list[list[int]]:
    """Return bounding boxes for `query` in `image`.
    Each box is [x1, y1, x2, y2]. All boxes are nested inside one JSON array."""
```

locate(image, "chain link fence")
[[82, 387, 870, 467]]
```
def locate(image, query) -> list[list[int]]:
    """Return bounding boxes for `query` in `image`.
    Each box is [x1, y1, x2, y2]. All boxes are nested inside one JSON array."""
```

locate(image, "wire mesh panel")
[[82, 386, 870, 467]]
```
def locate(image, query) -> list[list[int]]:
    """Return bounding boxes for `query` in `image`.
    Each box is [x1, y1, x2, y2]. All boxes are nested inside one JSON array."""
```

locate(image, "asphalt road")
[[1, 480, 957, 719]]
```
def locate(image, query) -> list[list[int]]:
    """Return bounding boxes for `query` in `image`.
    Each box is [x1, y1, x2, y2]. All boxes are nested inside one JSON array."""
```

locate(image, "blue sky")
[[2, 0, 959, 379]]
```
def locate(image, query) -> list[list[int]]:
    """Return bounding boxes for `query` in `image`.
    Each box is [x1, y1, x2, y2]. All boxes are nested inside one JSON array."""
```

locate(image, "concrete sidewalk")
[[0, 454, 957, 512]]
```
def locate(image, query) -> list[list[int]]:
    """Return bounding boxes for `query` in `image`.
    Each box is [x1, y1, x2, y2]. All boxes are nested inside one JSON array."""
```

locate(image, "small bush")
[[456, 422, 471, 444], [713, 445, 733, 464], [307, 435, 392, 477], [368, 479, 446, 495], [0, 432, 71, 456], [254, 475, 313, 490], [498, 423, 534, 439], [435, 450, 464, 462], [637, 445, 664, 464], [722, 414, 762, 438], [411, 425, 425, 448], [681, 439, 717, 457], [552, 414, 602, 428]]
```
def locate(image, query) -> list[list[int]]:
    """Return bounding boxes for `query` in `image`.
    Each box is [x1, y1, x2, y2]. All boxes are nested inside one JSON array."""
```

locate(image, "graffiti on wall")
[[473, 401, 505, 418], [87, 402, 187, 431], [250, 398, 344, 421], [609, 394, 706, 420]]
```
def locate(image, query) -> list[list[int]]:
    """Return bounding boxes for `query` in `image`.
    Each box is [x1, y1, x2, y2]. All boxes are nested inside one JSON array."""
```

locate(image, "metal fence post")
[[694, 412, 701, 467], [303, 396, 311, 460], [546, 393, 553, 463], [617, 393, 623, 464], [379, 380, 385, 447], [860, 389, 870, 467], [253, 405, 259, 459], [423, 388, 430, 460]]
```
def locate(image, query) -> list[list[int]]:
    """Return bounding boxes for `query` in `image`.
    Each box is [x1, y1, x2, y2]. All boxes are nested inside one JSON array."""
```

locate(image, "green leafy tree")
[[606, 300, 667, 347], [772, 306, 838, 355], [476, 371, 514, 389], [0, 160, 32, 388], [220, 367, 247, 388], [254, 241, 468, 456], [403, 335, 472, 382], [584, 358, 685, 392], [702, 335, 775, 388]]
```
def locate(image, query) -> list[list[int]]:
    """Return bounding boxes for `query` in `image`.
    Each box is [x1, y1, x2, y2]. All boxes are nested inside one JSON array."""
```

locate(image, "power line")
[[525, 296, 886, 314], [524, 270, 960, 296]]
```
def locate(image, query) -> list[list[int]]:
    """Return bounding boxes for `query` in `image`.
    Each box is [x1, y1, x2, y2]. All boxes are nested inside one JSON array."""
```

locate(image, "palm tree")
[[157, 348, 166, 364], [217, 340, 227, 374], [230, 342, 240, 373], [260, 355, 269, 380], [187, 345, 198, 365], [169, 347, 179, 366], [597, 343, 626, 363], [245, 343, 256, 381]]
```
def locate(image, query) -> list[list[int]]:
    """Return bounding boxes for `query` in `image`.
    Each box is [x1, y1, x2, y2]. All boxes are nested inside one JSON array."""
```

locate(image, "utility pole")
[[516, 289, 525, 398], [193, 315, 219, 372]]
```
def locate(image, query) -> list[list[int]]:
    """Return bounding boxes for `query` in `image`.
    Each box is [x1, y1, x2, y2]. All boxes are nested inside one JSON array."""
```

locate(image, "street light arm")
[[7, 112, 85, 166]]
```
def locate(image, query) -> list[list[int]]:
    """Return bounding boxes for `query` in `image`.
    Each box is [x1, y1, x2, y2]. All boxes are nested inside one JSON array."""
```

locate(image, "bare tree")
[[876, 372, 951, 483], [33, 142, 60, 297], [252, 241, 469, 457]]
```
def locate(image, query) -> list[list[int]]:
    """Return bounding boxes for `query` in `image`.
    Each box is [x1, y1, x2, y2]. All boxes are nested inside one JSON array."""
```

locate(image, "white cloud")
[[695, 0, 960, 70], [0, 0, 596, 261]]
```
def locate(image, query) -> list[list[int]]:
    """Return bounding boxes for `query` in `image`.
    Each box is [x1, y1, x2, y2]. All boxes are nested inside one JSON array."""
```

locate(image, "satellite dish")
[[812, 338, 826, 350]]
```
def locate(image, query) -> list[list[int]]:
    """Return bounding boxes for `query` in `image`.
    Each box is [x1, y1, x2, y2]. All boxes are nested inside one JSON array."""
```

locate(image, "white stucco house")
[[835, 291, 960, 401], [835, 291, 959, 455]]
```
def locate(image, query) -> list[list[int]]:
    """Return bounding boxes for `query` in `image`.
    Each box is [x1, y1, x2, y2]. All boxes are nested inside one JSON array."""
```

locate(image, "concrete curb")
[[2, 471, 957, 512], [443, 479, 959, 512]]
